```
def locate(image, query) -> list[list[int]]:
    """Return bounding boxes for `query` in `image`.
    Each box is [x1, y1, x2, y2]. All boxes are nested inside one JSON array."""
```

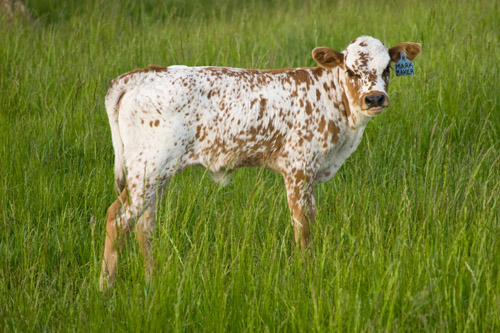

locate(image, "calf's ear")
[[389, 42, 421, 62], [312, 47, 344, 68]]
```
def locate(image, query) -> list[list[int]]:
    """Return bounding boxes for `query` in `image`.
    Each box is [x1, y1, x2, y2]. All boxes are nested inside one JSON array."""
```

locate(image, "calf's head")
[[313, 36, 421, 116]]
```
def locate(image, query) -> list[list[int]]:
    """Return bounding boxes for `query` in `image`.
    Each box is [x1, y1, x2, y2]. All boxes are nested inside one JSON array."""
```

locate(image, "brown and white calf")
[[99, 36, 421, 288]]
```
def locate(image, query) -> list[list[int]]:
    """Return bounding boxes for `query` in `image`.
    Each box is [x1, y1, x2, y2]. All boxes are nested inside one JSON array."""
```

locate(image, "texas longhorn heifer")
[[99, 36, 421, 288]]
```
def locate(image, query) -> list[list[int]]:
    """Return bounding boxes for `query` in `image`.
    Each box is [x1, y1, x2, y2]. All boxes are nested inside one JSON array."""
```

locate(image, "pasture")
[[1, 0, 499, 330]]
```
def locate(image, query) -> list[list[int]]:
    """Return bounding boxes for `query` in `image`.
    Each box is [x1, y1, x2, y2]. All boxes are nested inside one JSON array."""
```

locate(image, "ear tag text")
[[395, 52, 414, 76]]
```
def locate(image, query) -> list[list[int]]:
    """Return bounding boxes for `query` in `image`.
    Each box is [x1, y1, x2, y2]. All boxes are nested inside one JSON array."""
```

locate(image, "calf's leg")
[[136, 206, 155, 281], [99, 174, 159, 289], [99, 151, 181, 289], [99, 189, 132, 290], [283, 170, 316, 249]]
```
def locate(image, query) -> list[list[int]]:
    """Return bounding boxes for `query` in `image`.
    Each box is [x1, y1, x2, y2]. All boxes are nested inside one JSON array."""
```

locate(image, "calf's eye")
[[346, 69, 356, 78]]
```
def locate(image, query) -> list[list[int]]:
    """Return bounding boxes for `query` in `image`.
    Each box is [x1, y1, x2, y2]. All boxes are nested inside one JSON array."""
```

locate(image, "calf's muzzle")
[[361, 91, 389, 111]]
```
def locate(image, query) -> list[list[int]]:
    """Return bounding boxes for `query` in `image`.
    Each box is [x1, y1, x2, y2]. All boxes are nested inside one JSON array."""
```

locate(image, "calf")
[[100, 36, 421, 288]]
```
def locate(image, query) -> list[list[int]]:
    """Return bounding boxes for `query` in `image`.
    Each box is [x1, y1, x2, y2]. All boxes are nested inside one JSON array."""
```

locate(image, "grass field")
[[1, 0, 499, 331]]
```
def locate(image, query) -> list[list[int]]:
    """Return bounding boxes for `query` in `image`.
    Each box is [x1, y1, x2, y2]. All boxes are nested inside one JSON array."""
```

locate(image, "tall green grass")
[[1, 0, 499, 330]]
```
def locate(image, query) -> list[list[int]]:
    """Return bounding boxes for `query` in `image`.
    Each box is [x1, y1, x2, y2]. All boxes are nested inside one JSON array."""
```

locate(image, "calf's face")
[[312, 36, 421, 116]]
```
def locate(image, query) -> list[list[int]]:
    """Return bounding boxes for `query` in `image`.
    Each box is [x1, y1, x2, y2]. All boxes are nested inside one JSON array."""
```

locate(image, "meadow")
[[1, 0, 499, 331]]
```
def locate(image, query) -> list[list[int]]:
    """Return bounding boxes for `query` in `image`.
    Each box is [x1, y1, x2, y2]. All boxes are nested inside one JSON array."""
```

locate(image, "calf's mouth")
[[366, 105, 386, 116], [361, 91, 389, 116]]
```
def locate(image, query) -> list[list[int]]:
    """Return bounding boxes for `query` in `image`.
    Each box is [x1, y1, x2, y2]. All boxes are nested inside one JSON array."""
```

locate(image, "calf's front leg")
[[283, 170, 316, 249]]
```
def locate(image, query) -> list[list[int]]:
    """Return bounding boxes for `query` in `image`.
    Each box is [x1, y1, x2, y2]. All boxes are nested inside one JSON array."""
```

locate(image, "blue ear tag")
[[395, 52, 414, 76]]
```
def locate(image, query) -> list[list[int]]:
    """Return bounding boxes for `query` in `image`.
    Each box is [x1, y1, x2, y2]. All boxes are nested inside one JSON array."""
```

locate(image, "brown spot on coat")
[[305, 101, 312, 115], [250, 99, 258, 108], [328, 120, 339, 143], [318, 116, 326, 133], [341, 92, 352, 119], [259, 98, 267, 109], [258, 98, 267, 119]]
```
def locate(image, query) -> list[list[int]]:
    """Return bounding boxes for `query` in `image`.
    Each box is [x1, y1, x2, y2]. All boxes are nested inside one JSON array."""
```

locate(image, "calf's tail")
[[105, 84, 127, 195]]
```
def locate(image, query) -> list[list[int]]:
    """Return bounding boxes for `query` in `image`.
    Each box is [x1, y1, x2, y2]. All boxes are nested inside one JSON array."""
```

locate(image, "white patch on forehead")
[[344, 36, 390, 72]]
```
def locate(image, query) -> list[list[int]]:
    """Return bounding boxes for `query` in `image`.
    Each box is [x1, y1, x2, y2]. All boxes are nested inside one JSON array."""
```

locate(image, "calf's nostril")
[[376, 95, 384, 105]]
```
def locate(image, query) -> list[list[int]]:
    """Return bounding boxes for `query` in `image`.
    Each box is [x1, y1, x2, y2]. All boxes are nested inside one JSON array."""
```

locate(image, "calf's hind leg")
[[99, 189, 133, 290], [99, 174, 160, 289], [99, 152, 181, 289], [136, 206, 155, 281]]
